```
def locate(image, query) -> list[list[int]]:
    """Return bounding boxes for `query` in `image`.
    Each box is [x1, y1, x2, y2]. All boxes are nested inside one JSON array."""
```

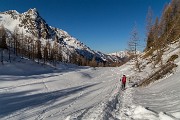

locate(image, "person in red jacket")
[[121, 75, 126, 90]]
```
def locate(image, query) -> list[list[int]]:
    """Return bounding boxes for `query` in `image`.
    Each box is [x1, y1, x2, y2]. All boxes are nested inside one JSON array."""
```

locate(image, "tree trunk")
[[1, 49, 4, 65]]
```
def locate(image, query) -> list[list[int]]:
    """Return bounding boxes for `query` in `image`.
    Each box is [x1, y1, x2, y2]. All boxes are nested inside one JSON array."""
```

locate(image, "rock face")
[[4, 8, 55, 39], [0, 8, 125, 64]]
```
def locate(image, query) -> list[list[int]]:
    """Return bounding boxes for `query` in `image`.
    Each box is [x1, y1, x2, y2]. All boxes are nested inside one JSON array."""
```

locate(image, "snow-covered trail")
[[0, 66, 123, 120], [1, 60, 180, 120]]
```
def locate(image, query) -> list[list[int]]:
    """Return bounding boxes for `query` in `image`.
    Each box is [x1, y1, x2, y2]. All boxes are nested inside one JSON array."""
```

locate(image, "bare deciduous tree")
[[0, 25, 8, 65], [128, 23, 141, 72]]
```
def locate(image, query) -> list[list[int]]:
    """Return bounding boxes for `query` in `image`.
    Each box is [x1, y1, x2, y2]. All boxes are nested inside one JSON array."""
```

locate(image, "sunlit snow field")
[[0, 53, 180, 120]]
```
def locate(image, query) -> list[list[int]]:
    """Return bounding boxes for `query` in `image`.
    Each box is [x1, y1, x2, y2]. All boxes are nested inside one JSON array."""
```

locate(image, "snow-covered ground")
[[0, 58, 122, 120], [1, 43, 180, 120]]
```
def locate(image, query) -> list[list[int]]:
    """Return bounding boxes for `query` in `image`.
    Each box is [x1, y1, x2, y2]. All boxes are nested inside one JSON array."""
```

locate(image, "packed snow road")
[[0, 66, 122, 120]]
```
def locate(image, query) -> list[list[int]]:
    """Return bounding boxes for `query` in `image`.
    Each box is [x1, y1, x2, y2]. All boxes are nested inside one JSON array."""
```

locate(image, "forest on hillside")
[[145, 0, 180, 60], [0, 24, 123, 67]]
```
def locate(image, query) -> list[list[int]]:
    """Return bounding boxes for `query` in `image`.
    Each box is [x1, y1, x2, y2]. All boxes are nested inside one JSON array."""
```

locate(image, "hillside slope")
[[112, 39, 180, 120]]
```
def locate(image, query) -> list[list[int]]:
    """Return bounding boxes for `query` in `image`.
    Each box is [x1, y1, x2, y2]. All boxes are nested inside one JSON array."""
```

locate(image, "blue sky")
[[0, 0, 170, 53]]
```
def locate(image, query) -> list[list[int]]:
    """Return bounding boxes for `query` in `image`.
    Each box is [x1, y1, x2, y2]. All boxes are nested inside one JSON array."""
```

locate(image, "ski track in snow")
[[116, 86, 134, 120], [76, 82, 117, 119], [1, 63, 180, 120], [0, 65, 125, 120], [47, 68, 120, 120], [47, 89, 85, 119], [70, 68, 121, 120], [34, 78, 52, 120]]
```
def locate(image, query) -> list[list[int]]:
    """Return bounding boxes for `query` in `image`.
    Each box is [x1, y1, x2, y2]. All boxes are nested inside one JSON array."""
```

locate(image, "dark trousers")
[[121, 83, 126, 90]]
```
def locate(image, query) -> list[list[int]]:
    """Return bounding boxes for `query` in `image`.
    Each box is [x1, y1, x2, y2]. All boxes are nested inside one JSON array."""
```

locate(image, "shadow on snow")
[[0, 83, 99, 118]]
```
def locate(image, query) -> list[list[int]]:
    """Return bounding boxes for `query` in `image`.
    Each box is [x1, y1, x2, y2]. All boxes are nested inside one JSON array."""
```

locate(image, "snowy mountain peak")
[[4, 10, 19, 15], [109, 51, 141, 58], [27, 8, 38, 14], [109, 51, 130, 58], [0, 8, 126, 65], [0, 8, 53, 39], [25, 8, 39, 19]]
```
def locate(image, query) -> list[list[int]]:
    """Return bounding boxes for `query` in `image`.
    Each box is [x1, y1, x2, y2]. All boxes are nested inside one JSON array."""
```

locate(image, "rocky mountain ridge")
[[0, 8, 127, 65]]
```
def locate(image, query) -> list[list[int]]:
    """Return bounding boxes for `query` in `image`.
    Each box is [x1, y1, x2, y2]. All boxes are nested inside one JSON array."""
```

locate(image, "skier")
[[121, 75, 126, 90]]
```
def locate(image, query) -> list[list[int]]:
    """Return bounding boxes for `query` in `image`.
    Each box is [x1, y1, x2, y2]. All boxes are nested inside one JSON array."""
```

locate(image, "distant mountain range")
[[109, 51, 141, 58], [109, 51, 131, 58], [0, 8, 129, 64]]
